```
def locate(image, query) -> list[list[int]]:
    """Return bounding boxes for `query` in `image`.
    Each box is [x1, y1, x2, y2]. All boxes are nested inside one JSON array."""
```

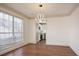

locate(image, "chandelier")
[[35, 4, 46, 24]]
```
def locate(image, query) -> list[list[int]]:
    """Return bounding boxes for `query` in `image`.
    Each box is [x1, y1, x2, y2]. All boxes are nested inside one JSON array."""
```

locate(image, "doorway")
[[36, 20, 46, 45]]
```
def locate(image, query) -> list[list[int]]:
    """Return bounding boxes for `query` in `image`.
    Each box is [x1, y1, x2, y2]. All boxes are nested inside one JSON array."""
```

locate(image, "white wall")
[[46, 16, 70, 46], [36, 23, 41, 42], [68, 6, 79, 55], [23, 18, 30, 43], [46, 6, 79, 55], [29, 19, 36, 43]]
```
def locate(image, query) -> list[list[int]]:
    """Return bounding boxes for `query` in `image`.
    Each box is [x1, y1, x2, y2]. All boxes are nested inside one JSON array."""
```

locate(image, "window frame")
[[0, 11, 23, 45]]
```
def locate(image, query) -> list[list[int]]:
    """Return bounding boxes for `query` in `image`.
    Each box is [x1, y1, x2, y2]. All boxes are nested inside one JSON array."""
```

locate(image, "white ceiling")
[[4, 3, 79, 18]]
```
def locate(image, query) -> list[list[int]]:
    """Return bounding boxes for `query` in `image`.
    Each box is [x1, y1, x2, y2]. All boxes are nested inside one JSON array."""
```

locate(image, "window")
[[14, 17, 23, 42], [0, 12, 23, 46]]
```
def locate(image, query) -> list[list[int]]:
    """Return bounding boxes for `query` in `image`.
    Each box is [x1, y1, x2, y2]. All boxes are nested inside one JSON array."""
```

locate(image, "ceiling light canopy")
[[39, 4, 43, 7]]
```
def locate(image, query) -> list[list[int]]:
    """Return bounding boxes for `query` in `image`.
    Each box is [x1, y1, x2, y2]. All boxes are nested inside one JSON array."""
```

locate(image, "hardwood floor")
[[1, 40, 77, 56]]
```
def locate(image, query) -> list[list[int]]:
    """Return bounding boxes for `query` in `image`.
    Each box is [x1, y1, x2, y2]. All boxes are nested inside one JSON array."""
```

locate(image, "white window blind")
[[0, 12, 23, 46]]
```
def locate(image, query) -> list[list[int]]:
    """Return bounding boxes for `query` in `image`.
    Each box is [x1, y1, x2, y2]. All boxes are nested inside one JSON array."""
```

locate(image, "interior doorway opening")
[[36, 20, 47, 45]]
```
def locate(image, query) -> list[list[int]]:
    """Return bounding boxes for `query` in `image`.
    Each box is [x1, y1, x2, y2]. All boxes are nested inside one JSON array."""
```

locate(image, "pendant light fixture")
[[35, 4, 46, 24]]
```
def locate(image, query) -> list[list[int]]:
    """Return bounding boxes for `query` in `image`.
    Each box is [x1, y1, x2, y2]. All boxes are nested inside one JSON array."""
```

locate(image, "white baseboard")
[[46, 42, 69, 46], [70, 46, 79, 56]]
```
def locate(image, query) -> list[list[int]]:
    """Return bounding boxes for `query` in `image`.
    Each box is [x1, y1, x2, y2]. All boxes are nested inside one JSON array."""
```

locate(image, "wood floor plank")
[[1, 40, 77, 56]]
